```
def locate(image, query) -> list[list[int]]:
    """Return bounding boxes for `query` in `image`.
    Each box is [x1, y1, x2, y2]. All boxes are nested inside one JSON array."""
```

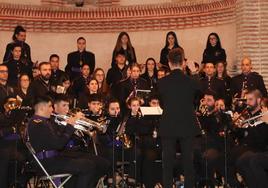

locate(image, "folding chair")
[[25, 141, 72, 188]]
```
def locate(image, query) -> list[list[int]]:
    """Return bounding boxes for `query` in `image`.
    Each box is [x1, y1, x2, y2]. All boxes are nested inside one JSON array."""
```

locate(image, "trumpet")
[[52, 113, 93, 132], [240, 111, 268, 128], [78, 116, 108, 133], [52, 112, 109, 134]]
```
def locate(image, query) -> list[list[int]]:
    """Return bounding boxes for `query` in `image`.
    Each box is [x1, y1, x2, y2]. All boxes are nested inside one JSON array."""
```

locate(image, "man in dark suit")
[[230, 57, 267, 98], [65, 37, 95, 81], [49, 54, 65, 88], [199, 62, 227, 100], [30, 62, 53, 98], [158, 47, 200, 188]]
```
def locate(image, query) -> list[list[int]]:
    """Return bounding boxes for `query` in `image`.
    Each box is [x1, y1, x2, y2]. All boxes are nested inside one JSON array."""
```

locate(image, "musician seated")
[[235, 96, 268, 188], [106, 98, 121, 135], [217, 89, 268, 187], [116, 63, 149, 114], [124, 96, 151, 183], [196, 91, 231, 186], [0, 96, 28, 188], [27, 95, 106, 188], [52, 94, 110, 182], [142, 95, 163, 188], [84, 93, 103, 121]]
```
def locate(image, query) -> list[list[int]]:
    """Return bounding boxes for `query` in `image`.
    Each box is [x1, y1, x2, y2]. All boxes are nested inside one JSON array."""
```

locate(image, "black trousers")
[[0, 140, 26, 188], [162, 136, 195, 188]]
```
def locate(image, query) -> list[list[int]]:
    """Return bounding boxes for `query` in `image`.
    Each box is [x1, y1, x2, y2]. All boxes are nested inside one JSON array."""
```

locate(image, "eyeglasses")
[[209, 37, 217, 40], [0, 70, 8, 73], [21, 79, 30, 82]]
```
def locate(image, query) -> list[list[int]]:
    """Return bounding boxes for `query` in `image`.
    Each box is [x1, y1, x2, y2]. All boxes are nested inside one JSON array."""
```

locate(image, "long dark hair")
[[164, 31, 179, 48], [215, 61, 229, 78], [12, 25, 26, 41], [144, 57, 157, 77], [206, 32, 222, 49], [93, 68, 109, 94], [114, 32, 135, 61]]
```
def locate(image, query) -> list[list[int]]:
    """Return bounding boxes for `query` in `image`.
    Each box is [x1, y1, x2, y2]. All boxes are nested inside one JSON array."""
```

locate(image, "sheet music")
[[140, 106, 163, 116]]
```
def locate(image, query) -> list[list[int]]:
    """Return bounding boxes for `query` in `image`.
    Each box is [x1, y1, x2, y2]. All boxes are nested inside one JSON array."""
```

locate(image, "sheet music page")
[[140, 107, 163, 116]]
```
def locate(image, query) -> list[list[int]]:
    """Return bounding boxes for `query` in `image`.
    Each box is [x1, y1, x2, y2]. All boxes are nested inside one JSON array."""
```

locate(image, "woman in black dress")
[[202, 32, 226, 65], [141, 58, 158, 90], [111, 32, 136, 67], [215, 61, 232, 108], [160, 31, 180, 69]]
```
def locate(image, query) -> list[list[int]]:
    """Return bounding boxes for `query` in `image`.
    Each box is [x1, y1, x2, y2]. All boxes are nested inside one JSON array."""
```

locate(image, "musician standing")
[[158, 47, 200, 188]]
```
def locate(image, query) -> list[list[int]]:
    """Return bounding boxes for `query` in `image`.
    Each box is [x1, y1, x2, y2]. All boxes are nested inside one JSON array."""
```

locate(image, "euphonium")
[[198, 98, 208, 116], [4, 98, 22, 112]]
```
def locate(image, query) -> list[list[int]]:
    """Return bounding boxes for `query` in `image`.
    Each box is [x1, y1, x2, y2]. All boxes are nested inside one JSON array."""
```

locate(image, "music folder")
[[140, 106, 163, 116], [136, 89, 151, 99]]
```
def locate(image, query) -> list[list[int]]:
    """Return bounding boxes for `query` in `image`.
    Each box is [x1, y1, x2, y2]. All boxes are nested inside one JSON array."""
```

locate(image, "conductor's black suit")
[[158, 69, 200, 188]]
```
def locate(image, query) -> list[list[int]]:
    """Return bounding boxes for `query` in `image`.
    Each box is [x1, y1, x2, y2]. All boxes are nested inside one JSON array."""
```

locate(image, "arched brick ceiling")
[[0, 0, 236, 33]]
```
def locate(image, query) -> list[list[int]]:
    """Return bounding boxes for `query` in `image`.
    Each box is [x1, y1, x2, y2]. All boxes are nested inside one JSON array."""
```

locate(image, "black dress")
[[160, 45, 179, 69], [202, 47, 226, 65]]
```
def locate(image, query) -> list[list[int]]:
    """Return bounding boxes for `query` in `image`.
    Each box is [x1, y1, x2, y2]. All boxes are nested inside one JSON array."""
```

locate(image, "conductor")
[[158, 47, 200, 188]]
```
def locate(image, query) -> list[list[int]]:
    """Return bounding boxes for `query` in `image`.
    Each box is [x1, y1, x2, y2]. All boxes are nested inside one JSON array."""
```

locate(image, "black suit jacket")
[[199, 76, 227, 99], [3, 41, 32, 65], [230, 72, 267, 98], [65, 50, 95, 80], [158, 69, 200, 137]]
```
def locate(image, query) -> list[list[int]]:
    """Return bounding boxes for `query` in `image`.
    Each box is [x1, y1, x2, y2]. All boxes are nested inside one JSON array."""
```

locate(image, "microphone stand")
[[115, 115, 129, 188], [112, 130, 115, 188], [220, 110, 232, 188]]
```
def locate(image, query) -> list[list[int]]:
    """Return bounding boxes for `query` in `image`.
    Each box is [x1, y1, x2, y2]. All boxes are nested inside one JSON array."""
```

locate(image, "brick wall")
[[236, 0, 268, 88]]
